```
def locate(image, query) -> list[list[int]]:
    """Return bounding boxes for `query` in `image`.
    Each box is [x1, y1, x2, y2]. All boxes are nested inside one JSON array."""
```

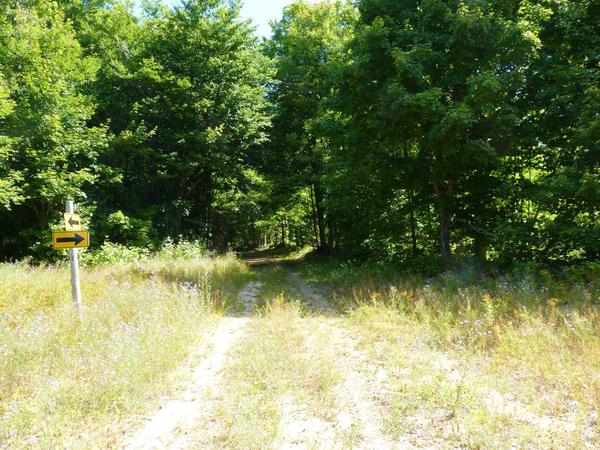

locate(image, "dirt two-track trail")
[[121, 257, 398, 450], [122, 258, 594, 450]]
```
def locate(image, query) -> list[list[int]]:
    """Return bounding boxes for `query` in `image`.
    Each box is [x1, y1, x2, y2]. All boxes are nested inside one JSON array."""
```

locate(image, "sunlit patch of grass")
[[334, 265, 600, 447], [209, 297, 340, 450], [138, 252, 254, 312], [240, 245, 313, 262], [486, 308, 600, 427], [0, 254, 249, 448]]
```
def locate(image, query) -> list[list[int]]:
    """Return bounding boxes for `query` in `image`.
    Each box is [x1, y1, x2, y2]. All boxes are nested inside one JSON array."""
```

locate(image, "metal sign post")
[[66, 200, 83, 319]]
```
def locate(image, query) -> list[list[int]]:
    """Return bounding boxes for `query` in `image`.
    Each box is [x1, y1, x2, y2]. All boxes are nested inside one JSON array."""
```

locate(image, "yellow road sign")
[[52, 231, 90, 249], [64, 213, 82, 231]]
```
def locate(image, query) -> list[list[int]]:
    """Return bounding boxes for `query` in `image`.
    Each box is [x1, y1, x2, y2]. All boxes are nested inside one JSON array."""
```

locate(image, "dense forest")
[[0, 0, 598, 268]]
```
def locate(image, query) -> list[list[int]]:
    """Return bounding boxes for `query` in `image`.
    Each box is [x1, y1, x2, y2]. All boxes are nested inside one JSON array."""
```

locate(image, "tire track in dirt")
[[290, 272, 592, 448], [280, 274, 395, 449], [274, 396, 339, 450], [282, 273, 588, 448], [237, 281, 264, 316], [289, 272, 336, 314], [123, 280, 263, 450]]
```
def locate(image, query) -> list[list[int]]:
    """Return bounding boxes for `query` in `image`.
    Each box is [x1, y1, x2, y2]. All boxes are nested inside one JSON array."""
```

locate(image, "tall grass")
[[0, 252, 251, 448], [320, 262, 600, 446]]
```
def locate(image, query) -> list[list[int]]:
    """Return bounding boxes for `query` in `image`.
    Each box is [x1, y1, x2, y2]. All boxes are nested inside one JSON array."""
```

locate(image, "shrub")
[[80, 242, 150, 266]]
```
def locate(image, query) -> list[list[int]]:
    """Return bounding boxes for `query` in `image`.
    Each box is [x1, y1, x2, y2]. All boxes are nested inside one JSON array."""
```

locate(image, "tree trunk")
[[474, 236, 488, 264], [313, 181, 328, 253], [439, 212, 451, 263], [433, 178, 455, 264], [327, 217, 336, 251], [202, 175, 214, 246], [211, 211, 227, 253], [309, 185, 320, 248], [408, 188, 417, 257], [295, 228, 302, 247]]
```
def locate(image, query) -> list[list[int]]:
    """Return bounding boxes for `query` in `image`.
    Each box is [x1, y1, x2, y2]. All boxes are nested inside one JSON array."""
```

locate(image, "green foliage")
[[86, 0, 272, 250], [263, 1, 357, 253], [103, 210, 153, 247], [0, 73, 20, 209], [0, 0, 597, 269], [157, 238, 207, 260], [332, 0, 537, 263], [79, 238, 208, 267], [0, 2, 108, 259], [262, 0, 598, 268], [80, 241, 151, 266], [497, 0, 600, 263]]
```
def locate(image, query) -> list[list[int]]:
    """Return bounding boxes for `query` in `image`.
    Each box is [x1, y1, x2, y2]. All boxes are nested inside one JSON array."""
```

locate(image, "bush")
[[102, 211, 153, 247], [157, 238, 207, 259], [80, 239, 208, 267], [80, 242, 150, 266]]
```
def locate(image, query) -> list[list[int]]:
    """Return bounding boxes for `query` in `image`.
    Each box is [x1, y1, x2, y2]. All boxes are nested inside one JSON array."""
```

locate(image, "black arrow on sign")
[[57, 233, 85, 245], [68, 217, 80, 227]]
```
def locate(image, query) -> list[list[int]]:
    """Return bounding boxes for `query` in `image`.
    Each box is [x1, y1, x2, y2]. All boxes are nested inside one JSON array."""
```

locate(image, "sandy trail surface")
[[123, 281, 263, 449], [276, 276, 395, 450]]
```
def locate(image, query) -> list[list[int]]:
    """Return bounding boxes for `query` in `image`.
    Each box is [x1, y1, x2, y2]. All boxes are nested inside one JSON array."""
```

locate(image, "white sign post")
[[66, 200, 83, 319]]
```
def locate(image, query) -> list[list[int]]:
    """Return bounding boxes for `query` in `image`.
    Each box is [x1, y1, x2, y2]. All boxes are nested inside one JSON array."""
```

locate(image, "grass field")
[[1, 250, 599, 448], [190, 259, 599, 449], [0, 251, 251, 448], [298, 259, 600, 447]]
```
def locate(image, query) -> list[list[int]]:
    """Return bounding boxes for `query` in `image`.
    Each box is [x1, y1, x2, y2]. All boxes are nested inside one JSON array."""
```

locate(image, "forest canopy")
[[0, 0, 598, 269]]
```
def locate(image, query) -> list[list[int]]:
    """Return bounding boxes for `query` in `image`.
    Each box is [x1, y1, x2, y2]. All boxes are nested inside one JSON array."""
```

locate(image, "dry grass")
[[321, 265, 600, 448], [0, 253, 251, 449], [3, 251, 597, 449]]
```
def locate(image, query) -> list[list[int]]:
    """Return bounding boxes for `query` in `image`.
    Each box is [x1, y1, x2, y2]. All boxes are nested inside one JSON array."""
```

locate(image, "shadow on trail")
[[237, 247, 310, 268], [237, 247, 340, 317]]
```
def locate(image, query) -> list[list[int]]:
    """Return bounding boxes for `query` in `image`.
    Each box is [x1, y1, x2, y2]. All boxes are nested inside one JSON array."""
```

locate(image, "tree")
[[0, 2, 107, 259], [264, 0, 356, 253], [0, 72, 20, 210], [84, 0, 272, 249], [508, 0, 600, 263], [337, 0, 536, 263]]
